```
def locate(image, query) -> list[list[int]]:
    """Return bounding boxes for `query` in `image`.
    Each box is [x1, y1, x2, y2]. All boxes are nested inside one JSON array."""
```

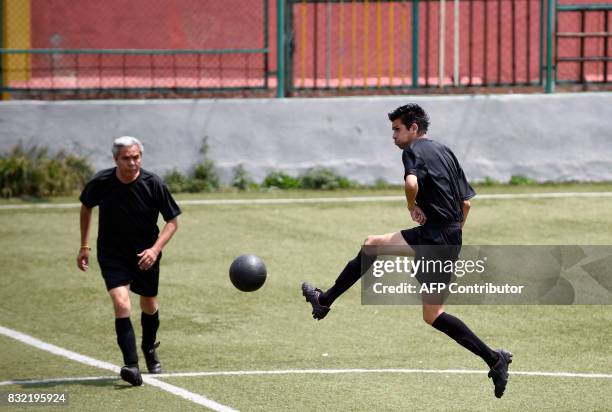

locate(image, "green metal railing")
[[554, 2, 612, 88], [283, 0, 552, 94], [1, 0, 610, 99], [1, 0, 271, 98]]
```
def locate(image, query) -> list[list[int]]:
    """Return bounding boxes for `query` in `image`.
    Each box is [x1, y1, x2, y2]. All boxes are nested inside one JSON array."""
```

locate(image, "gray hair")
[[112, 136, 144, 158]]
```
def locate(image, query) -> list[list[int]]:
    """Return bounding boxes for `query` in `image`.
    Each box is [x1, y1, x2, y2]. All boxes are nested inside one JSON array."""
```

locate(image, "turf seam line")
[[0, 325, 237, 412], [0, 191, 611, 210]]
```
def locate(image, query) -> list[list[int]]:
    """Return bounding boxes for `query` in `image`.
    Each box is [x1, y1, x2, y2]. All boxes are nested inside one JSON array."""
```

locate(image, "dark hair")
[[387, 103, 429, 135]]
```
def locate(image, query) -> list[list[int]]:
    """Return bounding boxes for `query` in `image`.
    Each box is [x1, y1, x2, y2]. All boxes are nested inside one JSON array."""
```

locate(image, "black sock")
[[432, 312, 499, 368], [141, 310, 160, 350], [319, 250, 376, 307], [115, 317, 138, 366]]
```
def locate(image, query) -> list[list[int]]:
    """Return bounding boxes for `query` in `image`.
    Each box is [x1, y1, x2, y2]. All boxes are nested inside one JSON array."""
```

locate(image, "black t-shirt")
[[80, 168, 181, 258], [402, 138, 476, 224]]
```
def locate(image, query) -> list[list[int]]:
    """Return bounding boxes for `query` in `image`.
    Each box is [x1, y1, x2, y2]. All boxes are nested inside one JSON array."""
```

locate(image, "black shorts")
[[400, 223, 462, 289], [97, 252, 161, 297]]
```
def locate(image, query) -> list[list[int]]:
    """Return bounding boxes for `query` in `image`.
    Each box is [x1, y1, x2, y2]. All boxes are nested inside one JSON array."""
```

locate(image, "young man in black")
[[77, 136, 181, 386], [302, 104, 513, 398]]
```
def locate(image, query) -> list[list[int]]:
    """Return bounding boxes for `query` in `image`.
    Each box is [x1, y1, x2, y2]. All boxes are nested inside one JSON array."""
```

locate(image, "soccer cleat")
[[143, 341, 162, 374], [488, 348, 513, 398], [301, 282, 331, 320], [120, 364, 143, 386]]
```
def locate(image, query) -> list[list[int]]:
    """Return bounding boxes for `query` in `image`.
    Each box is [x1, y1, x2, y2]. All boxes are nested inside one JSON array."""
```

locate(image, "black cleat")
[[143, 341, 162, 374], [120, 364, 143, 386], [488, 349, 513, 398], [301, 282, 330, 320]]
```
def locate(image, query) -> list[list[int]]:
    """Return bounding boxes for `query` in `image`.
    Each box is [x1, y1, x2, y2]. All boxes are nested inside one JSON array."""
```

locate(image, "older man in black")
[[302, 104, 512, 398], [77, 136, 180, 386]]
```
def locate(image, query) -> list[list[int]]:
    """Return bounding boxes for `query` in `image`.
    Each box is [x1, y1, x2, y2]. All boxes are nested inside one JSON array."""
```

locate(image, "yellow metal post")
[[2, 0, 31, 100]]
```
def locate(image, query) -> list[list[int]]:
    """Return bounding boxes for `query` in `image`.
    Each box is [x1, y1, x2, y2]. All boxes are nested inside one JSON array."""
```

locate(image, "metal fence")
[[555, 2, 611, 84], [0, 0, 610, 99], [284, 0, 610, 93], [0, 0, 271, 98]]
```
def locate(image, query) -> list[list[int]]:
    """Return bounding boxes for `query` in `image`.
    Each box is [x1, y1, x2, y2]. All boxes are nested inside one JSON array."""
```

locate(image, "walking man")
[[77, 136, 181, 386], [302, 104, 512, 398]]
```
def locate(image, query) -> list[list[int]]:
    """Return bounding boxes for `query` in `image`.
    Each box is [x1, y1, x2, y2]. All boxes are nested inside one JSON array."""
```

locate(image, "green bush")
[[373, 178, 391, 189], [299, 167, 357, 190], [480, 176, 501, 187], [192, 160, 220, 192], [263, 171, 301, 190], [0, 145, 93, 198], [163, 162, 220, 194], [509, 174, 536, 185], [232, 164, 256, 191], [163, 169, 189, 193]]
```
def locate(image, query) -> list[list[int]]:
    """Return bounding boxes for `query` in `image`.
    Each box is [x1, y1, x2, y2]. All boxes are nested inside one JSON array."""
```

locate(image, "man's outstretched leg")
[[424, 304, 512, 398], [302, 232, 413, 320]]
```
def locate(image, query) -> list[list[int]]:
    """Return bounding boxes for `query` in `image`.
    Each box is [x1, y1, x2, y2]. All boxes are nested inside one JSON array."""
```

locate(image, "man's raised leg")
[[302, 231, 414, 320]]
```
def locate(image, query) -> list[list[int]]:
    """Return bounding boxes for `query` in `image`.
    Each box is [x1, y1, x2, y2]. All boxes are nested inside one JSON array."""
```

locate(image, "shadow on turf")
[[10, 377, 142, 390]]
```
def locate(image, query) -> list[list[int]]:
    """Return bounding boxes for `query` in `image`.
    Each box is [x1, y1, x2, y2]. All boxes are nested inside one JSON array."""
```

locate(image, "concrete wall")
[[1, 93, 611, 184]]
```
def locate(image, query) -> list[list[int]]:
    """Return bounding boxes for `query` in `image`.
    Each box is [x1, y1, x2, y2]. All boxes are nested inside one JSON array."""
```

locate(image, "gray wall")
[[1, 93, 611, 184]]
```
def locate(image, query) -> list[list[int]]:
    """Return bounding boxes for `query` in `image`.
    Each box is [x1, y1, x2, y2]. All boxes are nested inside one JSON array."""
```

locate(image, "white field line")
[[0, 325, 237, 412], [0, 191, 611, 210], [3, 367, 612, 388]]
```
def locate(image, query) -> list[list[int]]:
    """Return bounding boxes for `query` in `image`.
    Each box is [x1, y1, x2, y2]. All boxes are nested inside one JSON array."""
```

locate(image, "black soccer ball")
[[229, 254, 267, 292]]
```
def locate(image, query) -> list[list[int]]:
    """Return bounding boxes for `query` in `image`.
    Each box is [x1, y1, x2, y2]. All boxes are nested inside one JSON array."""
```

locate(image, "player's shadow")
[[8, 377, 138, 390]]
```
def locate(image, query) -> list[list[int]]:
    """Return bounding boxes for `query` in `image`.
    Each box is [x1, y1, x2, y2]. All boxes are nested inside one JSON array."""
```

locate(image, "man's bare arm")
[[77, 205, 93, 271]]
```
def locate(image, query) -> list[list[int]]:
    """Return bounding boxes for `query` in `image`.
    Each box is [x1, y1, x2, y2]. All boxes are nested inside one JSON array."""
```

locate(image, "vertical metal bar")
[[314, 2, 318, 89], [510, 0, 518, 86], [469, 0, 473, 86], [287, 0, 294, 93], [300, 0, 307, 88], [351, 0, 356, 87], [439, 0, 445, 88], [605, 10, 609, 83], [276, 0, 285, 97], [364, 0, 369, 86], [0, 0, 5, 99], [579, 10, 585, 83], [553, 0, 558, 84], [545, 0, 555, 93], [376, 0, 381, 87], [123, 53, 127, 89], [453, 0, 459, 86], [389, 1, 394, 86], [527, 0, 531, 84], [217, 54, 222, 89], [264, 0, 269, 89], [412, 0, 419, 88], [326, 1, 331, 88], [425, 0, 430, 86], [401, 1, 407, 85], [539, 0, 545, 85], [100, 53, 104, 90], [76, 53, 80, 90], [468, 0, 474, 86], [245, 50, 250, 88], [197, 53, 202, 88], [484, 0, 488, 85], [497, 0, 501, 84], [339, 0, 345, 88], [51, 52, 56, 90]]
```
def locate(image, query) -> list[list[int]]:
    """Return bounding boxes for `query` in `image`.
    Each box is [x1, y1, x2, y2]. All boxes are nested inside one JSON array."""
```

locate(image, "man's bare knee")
[[113, 298, 131, 318], [140, 297, 158, 315], [422, 305, 445, 325]]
